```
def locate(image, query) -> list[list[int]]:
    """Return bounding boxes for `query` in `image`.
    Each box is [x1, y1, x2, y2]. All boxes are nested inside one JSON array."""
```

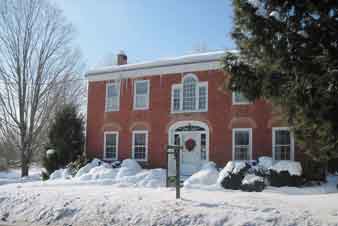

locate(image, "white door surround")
[[168, 120, 209, 176]]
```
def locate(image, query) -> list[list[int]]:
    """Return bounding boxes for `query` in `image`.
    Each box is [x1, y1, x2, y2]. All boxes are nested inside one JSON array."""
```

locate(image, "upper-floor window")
[[106, 82, 120, 112], [232, 128, 252, 161], [171, 74, 208, 113], [272, 127, 294, 160], [134, 80, 150, 110], [232, 91, 250, 105]]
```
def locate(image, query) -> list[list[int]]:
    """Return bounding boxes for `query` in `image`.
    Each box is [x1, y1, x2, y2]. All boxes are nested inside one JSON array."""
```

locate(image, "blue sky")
[[52, 0, 235, 68]]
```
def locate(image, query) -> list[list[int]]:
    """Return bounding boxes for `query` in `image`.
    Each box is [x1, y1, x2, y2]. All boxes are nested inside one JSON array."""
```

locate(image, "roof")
[[86, 50, 234, 81]]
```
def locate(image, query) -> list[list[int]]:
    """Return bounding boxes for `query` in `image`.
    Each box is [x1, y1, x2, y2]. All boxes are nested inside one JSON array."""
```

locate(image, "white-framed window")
[[272, 127, 294, 160], [232, 128, 252, 161], [104, 131, 118, 160], [133, 80, 150, 110], [232, 91, 250, 105], [171, 74, 208, 113], [106, 82, 120, 112], [132, 130, 148, 161]]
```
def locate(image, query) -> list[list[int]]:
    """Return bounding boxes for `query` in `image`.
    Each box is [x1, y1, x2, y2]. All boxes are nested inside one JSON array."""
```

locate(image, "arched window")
[[171, 74, 208, 112], [183, 76, 197, 110]]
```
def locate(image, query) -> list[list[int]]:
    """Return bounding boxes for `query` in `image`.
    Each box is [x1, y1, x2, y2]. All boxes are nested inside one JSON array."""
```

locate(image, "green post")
[[175, 147, 180, 199]]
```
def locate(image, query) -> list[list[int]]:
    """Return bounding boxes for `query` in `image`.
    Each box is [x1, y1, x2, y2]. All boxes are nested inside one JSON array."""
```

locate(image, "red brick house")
[[85, 50, 297, 175]]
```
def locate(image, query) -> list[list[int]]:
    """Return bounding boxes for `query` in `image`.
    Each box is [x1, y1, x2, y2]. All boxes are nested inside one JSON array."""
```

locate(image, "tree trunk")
[[21, 151, 29, 177]]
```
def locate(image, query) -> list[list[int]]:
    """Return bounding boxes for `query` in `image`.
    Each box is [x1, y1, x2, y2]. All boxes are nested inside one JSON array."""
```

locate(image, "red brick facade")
[[86, 69, 299, 168]]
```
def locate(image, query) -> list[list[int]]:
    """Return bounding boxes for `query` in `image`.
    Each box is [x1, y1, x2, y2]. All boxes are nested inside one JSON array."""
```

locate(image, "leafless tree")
[[0, 0, 83, 176]]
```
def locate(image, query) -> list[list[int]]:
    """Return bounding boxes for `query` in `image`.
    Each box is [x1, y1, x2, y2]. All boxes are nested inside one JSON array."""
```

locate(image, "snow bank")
[[242, 174, 264, 185], [184, 162, 219, 188], [49, 168, 72, 180], [269, 161, 302, 176], [116, 168, 166, 188], [74, 158, 102, 178], [116, 159, 142, 179], [258, 156, 273, 169], [77, 166, 117, 181], [47, 159, 165, 188]]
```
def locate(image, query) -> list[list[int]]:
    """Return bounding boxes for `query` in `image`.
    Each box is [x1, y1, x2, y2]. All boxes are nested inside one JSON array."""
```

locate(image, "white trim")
[[87, 61, 222, 81], [272, 127, 295, 161], [168, 120, 209, 161], [132, 130, 149, 161], [232, 91, 251, 105], [133, 80, 150, 110], [103, 131, 119, 161], [105, 82, 120, 112], [232, 128, 253, 161]]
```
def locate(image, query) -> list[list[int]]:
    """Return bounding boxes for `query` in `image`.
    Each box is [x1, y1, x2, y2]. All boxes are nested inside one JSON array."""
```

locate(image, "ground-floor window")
[[232, 128, 252, 160], [132, 130, 148, 161], [273, 127, 294, 160], [104, 131, 118, 160]]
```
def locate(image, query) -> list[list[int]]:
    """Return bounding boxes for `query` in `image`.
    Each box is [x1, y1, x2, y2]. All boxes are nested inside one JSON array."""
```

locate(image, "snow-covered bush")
[[217, 161, 250, 190], [241, 174, 265, 192], [269, 161, 303, 187], [77, 165, 117, 181], [184, 162, 219, 188]]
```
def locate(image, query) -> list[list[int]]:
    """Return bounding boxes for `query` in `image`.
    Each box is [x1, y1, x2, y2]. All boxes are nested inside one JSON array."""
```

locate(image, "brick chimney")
[[117, 50, 127, 65]]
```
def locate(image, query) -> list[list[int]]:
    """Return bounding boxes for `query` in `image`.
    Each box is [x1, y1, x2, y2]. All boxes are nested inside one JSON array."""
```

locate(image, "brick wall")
[[86, 69, 297, 168]]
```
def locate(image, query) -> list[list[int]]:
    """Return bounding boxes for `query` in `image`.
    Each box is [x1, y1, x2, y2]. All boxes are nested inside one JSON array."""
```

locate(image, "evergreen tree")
[[223, 0, 338, 162], [46, 103, 85, 169]]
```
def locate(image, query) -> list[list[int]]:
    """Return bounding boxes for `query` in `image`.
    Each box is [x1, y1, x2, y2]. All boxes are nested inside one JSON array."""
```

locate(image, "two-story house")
[[85, 50, 298, 175]]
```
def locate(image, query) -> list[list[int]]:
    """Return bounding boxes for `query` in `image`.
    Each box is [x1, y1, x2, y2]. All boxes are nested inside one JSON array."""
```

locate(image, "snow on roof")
[[86, 50, 236, 80]]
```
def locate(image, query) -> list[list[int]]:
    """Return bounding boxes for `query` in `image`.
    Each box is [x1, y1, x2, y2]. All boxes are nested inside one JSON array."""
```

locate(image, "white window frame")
[[103, 131, 119, 161], [171, 74, 208, 113], [105, 82, 120, 112], [133, 80, 150, 110], [132, 130, 148, 161], [232, 91, 251, 105], [272, 127, 295, 161], [232, 128, 253, 161]]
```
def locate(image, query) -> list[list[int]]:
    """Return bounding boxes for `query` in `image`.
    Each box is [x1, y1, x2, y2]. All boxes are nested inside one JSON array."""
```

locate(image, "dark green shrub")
[[269, 170, 303, 187]]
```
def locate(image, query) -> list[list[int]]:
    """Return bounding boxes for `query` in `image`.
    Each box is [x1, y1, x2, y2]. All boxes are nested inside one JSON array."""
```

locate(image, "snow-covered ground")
[[0, 165, 41, 186], [0, 159, 337, 226], [0, 179, 338, 226]]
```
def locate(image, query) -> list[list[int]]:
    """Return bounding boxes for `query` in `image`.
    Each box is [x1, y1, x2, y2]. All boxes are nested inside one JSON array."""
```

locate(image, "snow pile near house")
[[77, 165, 117, 181], [217, 161, 246, 184], [47, 159, 165, 187], [115, 168, 166, 187], [183, 162, 219, 188], [115, 159, 142, 179], [258, 156, 273, 169], [242, 174, 264, 185], [74, 158, 102, 178], [269, 160, 302, 176], [49, 168, 72, 180]]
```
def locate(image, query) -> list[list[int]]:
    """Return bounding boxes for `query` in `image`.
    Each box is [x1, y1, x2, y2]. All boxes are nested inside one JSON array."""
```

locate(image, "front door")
[[181, 132, 201, 176]]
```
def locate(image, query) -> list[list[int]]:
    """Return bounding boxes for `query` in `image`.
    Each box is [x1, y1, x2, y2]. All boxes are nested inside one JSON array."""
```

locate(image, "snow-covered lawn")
[[0, 180, 337, 226], [0, 159, 337, 226], [0, 165, 41, 186]]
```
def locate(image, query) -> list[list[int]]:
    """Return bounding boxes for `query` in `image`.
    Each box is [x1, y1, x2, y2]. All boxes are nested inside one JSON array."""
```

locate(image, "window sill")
[[232, 102, 251, 105], [171, 109, 208, 114], [103, 158, 117, 161], [133, 159, 148, 162]]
